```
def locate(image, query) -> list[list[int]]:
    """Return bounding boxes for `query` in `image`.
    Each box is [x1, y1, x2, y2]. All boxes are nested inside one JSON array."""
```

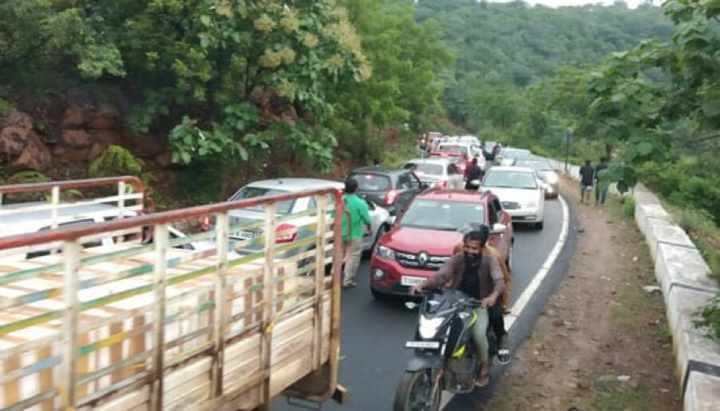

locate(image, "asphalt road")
[[273, 198, 570, 411]]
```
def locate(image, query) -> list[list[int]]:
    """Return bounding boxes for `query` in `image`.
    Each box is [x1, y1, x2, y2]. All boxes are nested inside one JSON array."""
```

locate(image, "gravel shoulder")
[[487, 177, 681, 411]]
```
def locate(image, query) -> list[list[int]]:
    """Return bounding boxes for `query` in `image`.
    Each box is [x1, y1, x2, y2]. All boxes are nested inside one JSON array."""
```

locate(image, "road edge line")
[[506, 194, 570, 331]]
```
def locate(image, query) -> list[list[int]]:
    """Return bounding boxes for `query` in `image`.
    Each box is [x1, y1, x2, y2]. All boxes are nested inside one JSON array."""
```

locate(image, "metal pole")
[[564, 130, 571, 173]]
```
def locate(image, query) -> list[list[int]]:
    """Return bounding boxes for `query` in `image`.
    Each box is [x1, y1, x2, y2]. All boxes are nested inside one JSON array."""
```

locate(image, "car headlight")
[[419, 316, 445, 339], [546, 173, 559, 184], [377, 245, 395, 259]]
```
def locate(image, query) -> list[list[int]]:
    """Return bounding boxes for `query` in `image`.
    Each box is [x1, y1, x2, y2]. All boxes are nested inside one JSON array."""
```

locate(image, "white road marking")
[[440, 195, 571, 409]]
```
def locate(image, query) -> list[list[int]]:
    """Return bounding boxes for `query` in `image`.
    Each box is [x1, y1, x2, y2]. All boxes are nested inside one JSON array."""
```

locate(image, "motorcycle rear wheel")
[[393, 369, 441, 411]]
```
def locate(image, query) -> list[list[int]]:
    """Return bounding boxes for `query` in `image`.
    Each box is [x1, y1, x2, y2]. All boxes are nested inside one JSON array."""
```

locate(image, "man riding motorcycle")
[[411, 226, 506, 386]]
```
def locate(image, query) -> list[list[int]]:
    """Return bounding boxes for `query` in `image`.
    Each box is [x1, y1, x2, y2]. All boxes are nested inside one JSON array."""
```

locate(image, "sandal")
[[475, 373, 490, 387]]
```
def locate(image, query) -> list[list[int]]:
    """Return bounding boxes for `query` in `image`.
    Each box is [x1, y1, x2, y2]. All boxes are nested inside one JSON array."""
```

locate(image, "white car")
[[480, 166, 545, 230], [227, 178, 391, 255], [402, 158, 465, 189], [497, 148, 532, 167]]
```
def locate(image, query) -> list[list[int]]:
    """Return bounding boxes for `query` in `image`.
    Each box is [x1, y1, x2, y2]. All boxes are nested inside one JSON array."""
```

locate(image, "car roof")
[[418, 189, 488, 202], [488, 166, 535, 173], [0, 202, 136, 236], [351, 166, 407, 176], [243, 178, 344, 192]]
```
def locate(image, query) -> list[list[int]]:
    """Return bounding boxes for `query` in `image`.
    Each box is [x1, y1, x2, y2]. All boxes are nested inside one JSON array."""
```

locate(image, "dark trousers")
[[488, 303, 506, 338]]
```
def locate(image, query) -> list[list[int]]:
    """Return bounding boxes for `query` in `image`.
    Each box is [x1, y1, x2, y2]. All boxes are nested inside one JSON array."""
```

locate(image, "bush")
[[695, 295, 720, 342], [622, 196, 635, 218]]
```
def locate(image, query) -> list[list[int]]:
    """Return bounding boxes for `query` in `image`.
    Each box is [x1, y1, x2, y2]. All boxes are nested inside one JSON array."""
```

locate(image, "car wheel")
[[536, 221, 544, 230]]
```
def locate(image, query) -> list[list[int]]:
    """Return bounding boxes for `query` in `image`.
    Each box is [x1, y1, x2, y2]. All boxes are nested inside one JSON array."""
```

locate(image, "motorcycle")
[[393, 289, 497, 411]]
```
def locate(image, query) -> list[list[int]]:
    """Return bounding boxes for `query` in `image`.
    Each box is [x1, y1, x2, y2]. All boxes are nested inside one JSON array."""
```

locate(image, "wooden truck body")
[[0, 177, 345, 410]]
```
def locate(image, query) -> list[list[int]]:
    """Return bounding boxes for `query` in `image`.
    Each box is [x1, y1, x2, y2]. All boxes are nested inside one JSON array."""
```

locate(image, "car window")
[[400, 199, 485, 231], [407, 173, 421, 189], [483, 171, 538, 189], [229, 186, 295, 214], [26, 219, 103, 259], [397, 173, 412, 190], [448, 164, 459, 175], [410, 162, 444, 176], [351, 173, 391, 191]]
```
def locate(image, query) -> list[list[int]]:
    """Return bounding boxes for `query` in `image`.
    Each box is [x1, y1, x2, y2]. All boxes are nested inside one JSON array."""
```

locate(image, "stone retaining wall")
[[546, 159, 720, 410]]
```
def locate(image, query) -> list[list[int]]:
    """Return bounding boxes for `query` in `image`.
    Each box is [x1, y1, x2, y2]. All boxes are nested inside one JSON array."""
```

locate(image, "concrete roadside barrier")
[[646, 220, 695, 262], [546, 156, 720, 410], [684, 372, 720, 411]]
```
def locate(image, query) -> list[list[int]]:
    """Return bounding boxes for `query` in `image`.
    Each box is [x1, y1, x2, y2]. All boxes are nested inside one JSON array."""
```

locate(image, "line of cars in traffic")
[[4, 137, 559, 302]]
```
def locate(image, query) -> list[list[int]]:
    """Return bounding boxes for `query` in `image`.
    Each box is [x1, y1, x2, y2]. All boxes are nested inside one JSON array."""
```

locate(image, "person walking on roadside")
[[341, 178, 371, 288], [594, 157, 610, 205], [464, 157, 484, 190], [579, 159, 595, 205]]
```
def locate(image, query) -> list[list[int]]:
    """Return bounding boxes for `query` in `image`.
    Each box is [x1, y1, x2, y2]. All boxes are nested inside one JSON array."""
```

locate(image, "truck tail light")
[[276, 223, 298, 244], [384, 190, 398, 205]]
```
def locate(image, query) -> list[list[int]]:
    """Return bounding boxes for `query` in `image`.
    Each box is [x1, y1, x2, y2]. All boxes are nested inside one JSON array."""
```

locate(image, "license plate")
[[406, 341, 440, 349], [401, 276, 426, 287]]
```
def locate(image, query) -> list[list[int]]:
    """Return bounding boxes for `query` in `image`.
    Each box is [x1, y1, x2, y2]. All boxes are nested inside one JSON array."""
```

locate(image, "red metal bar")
[[0, 176, 145, 196], [0, 188, 342, 250]]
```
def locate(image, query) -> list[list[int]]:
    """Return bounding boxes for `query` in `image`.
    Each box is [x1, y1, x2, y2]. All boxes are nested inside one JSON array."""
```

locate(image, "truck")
[[0, 177, 346, 410]]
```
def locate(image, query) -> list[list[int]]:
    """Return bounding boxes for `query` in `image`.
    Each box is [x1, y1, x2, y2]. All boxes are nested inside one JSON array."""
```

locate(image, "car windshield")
[[408, 163, 444, 176], [352, 173, 391, 191], [484, 171, 538, 189], [503, 150, 531, 159], [515, 160, 552, 171], [229, 186, 295, 214], [400, 199, 485, 231]]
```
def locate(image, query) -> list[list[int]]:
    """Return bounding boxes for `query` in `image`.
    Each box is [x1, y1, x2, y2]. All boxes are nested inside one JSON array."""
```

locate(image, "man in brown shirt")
[[412, 227, 505, 386]]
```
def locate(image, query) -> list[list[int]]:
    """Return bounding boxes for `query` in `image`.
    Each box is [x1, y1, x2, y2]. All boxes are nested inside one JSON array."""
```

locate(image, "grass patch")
[[593, 378, 651, 411]]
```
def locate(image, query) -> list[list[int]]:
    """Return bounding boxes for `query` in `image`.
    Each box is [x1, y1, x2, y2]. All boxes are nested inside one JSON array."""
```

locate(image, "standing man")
[[579, 159, 595, 205], [595, 157, 610, 206], [464, 157, 484, 190], [341, 178, 371, 288]]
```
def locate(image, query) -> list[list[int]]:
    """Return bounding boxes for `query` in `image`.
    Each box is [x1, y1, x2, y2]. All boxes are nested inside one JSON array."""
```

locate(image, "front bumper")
[[506, 208, 542, 223], [369, 255, 437, 296]]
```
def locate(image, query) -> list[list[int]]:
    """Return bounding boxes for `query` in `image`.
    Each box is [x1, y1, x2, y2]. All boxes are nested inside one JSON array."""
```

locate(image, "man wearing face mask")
[[411, 225, 507, 387]]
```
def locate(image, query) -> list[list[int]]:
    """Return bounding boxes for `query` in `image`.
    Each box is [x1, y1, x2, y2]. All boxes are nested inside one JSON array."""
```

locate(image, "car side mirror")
[[491, 223, 506, 235]]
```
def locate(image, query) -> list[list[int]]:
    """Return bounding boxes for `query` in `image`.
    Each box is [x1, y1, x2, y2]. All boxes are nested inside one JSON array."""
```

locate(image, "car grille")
[[395, 251, 450, 270], [502, 201, 520, 210]]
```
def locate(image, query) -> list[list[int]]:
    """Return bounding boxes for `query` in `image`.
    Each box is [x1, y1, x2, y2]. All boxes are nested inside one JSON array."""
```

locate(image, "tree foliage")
[[415, 0, 674, 128]]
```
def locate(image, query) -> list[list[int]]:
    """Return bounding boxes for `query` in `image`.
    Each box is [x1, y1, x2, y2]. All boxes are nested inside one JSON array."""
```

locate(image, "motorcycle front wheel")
[[393, 369, 441, 411]]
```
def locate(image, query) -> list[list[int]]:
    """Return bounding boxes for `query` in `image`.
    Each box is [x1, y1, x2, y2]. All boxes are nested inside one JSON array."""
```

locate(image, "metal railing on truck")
[[0, 186, 345, 411]]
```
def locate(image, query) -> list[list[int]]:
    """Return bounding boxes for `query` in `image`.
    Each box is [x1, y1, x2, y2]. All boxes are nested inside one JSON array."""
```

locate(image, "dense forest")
[[416, 0, 674, 128]]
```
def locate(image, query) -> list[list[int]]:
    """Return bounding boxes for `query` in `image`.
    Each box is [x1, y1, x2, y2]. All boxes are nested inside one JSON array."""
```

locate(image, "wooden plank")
[[259, 204, 276, 409], [211, 213, 228, 398], [150, 224, 168, 411], [61, 241, 81, 408], [2, 353, 21, 407], [36, 344, 54, 411], [313, 195, 327, 370]]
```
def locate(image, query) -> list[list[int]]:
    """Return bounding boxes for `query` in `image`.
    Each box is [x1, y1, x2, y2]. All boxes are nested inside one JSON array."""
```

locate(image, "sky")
[[488, 0, 659, 9]]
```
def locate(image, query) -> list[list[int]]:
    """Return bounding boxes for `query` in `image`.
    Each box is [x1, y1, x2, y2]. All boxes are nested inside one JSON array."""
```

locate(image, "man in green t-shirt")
[[341, 178, 371, 288]]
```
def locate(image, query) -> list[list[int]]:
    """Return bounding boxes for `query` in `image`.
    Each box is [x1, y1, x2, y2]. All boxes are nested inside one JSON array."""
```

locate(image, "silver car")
[[403, 158, 465, 189], [227, 178, 391, 258]]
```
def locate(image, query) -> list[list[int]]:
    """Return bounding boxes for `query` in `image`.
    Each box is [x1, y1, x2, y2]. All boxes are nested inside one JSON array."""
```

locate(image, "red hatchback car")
[[369, 189, 513, 299]]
